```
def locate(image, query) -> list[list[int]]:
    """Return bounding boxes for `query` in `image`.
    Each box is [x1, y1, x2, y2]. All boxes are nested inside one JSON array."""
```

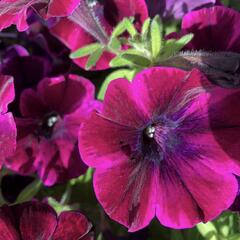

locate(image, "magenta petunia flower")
[[6, 74, 101, 186], [0, 75, 16, 168], [0, 200, 93, 240], [79, 67, 240, 231], [146, 0, 219, 19], [50, 0, 148, 70], [177, 6, 240, 52], [0, 0, 80, 31]]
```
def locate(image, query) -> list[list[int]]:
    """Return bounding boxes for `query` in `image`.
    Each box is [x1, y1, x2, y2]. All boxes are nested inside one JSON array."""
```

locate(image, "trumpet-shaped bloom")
[[51, 0, 148, 70], [175, 6, 240, 52], [79, 67, 240, 231], [0, 75, 16, 168], [146, 0, 219, 19], [0, 201, 93, 240], [6, 74, 101, 186], [0, 0, 80, 31]]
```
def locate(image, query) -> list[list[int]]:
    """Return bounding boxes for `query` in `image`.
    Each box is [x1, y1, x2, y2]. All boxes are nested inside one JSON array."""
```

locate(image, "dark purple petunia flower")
[[146, 0, 219, 19], [177, 6, 240, 52], [50, 0, 148, 70], [165, 6, 240, 88], [0, 200, 93, 240], [0, 0, 81, 31], [6, 74, 101, 186], [0, 74, 16, 168], [79, 67, 240, 231]]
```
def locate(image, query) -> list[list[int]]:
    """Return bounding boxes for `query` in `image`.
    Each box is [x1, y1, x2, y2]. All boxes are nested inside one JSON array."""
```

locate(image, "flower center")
[[35, 112, 59, 139], [141, 118, 181, 164], [68, 0, 109, 45]]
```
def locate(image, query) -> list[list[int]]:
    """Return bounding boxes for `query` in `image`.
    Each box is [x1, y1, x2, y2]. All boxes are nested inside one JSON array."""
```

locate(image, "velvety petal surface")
[[0, 113, 17, 167], [16, 201, 57, 240], [0, 206, 19, 240], [94, 161, 156, 232], [79, 111, 138, 168], [37, 74, 95, 114], [0, 0, 33, 31], [181, 6, 240, 52], [53, 211, 92, 240], [47, 0, 80, 17], [0, 75, 15, 114], [50, 18, 114, 70]]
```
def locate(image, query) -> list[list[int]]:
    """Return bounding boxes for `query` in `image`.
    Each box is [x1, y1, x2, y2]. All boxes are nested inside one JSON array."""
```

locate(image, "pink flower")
[[79, 67, 240, 231], [50, 0, 148, 70], [0, 0, 80, 31], [0, 75, 16, 168], [178, 6, 240, 52], [6, 74, 101, 186], [166, 6, 240, 88], [0, 200, 93, 239]]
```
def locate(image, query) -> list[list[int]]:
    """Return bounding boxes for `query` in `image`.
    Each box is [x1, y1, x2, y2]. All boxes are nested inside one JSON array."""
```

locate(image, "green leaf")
[[15, 179, 42, 204], [86, 47, 104, 70], [228, 233, 240, 240], [175, 33, 194, 49], [70, 43, 102, 59], [108, 37, 121, 50], [112, 17, 137, 38], [98, 69, 135, 100], [197, 222, 218, 240], [121, 53, 151, 67], [160, 33, 194, 60], [110, 56, 131, 68], [150, 15, 163, 59], [141, 17, 151, 40]]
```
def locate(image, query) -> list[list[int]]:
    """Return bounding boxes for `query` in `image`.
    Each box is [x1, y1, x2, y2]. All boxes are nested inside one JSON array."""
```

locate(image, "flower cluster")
[[0, 0, 240, 239]]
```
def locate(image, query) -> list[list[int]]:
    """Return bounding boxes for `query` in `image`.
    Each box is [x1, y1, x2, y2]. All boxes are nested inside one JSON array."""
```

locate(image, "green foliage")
[[15, 179, 42, 204], [98, 69, 136, 100], [70, 43, 102, 59], [150, 15, 163, 60]]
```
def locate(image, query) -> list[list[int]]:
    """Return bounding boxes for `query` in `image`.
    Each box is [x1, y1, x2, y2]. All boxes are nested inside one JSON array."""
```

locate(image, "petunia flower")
[[0, 0, 80, 31], [164, 6, 240, 88], [6, 74, 101, 186], [0, 200, 93, 240], [146, 0, 219, 19], [79, 67, 240, 231], [175, 6, 240, 53], [50, 0, 148, 70], [0, 74, 16, 168]]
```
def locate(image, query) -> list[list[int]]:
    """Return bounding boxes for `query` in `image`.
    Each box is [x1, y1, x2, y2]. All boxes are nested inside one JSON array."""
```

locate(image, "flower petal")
[[47, 0, 80, 17], [0, 75, 15, 114], [132, 67, 210, 119], [20, 89, 48, 118], [103, 78, 148, 127], [79, 111, 138, 168], [93, 161, 156, 232], [53, 211, 92, 240], [0, 113, 16, 167], [16, 201, 57, 240], [181, 6, 240, 52], [0, 205, 19, 240], [37, 74, 95, 114], [50, 18, 114, 70]]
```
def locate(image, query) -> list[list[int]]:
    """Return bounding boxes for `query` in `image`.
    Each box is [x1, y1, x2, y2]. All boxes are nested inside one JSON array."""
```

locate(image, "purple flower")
[[79, 67, 240, 231], [50, 0, 148, 70], [146, 0, 219, 19], [0, 0, 80, 31], [176, 6, 240, 52], [6, 74, 101, 186], [0, 74, 16, 168], [0, 200, 93, 239]]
